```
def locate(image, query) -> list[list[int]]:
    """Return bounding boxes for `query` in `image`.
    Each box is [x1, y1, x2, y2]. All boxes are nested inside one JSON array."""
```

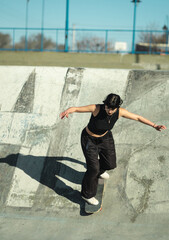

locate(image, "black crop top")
[[87, 104, 119, 135]]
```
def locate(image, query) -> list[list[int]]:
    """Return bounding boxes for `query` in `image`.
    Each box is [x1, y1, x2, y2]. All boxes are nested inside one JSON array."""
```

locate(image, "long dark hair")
[[103, 93, 123, 109]]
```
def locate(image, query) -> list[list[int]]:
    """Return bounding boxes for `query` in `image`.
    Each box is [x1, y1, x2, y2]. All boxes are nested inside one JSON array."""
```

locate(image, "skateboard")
[[84, 178, 105, 214]]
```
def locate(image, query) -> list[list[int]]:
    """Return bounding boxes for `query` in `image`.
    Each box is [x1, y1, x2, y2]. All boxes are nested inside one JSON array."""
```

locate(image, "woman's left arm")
[[119, 108, 167, 131]]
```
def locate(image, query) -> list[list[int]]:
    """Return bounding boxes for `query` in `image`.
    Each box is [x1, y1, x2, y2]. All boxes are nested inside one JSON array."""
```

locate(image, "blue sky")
[[0, 0, 169, 29], [0, 0, 169, 51]]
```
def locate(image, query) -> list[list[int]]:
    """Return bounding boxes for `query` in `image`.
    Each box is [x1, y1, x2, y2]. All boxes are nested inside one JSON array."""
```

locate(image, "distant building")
[[136, 42, 169, 54]]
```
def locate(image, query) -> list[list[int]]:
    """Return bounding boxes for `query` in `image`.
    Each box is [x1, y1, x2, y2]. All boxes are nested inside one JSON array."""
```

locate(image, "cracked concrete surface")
[[0, 66, 169, 240]]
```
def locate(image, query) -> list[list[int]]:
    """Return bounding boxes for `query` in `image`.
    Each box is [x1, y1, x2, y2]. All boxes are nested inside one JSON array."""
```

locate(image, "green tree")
[[77, 37, 113, 52], [0, 32, 11, 48], [15, 33, 56, 50]]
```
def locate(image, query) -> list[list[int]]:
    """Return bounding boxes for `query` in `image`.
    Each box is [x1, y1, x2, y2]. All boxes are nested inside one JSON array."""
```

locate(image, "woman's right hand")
[[60, 105, 96, 119], [59, 107, 75, 119]]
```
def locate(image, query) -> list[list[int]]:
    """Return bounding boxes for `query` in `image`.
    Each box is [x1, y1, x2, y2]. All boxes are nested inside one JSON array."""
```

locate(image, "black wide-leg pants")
[[81, 128, 117, 199]]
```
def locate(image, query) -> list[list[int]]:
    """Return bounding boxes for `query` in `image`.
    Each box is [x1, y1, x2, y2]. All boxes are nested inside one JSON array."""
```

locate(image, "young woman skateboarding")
[[60, 93, 166, 206]]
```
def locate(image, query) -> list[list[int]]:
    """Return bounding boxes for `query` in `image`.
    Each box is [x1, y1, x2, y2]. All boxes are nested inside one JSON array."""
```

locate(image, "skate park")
[[1, 0, 169, 239], [0, 66, 169, 239]]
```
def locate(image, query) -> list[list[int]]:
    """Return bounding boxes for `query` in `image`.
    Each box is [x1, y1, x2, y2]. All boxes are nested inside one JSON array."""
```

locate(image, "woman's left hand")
[[154, 124, 167, 131]]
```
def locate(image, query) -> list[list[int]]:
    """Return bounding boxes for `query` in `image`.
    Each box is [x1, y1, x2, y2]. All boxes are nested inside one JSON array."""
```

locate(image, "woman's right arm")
[[60, 104, 96, 119]]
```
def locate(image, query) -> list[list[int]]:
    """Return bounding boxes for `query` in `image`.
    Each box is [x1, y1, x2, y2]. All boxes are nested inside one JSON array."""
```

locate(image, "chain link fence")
[[0, 27, 169, 54]]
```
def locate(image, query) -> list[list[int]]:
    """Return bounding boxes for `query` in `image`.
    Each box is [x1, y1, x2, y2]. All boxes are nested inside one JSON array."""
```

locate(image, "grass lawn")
[[0, 51, 169, 70]]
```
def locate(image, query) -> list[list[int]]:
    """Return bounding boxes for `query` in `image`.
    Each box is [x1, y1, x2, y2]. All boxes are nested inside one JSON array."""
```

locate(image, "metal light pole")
[[131, 0, 141, 54], [25, 0, 29, 50], [41, 0, 45, 51], [165, 15, 169, 47], [163, 25, 168, 54], [65, 0, 69, 52], [72, 24, 76, 51], [166, 15, 169, 31], [167, 15, 169, 50]]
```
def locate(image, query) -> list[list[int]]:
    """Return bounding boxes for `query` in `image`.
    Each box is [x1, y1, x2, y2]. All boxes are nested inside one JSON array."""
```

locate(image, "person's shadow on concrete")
[[0, 154, 88, 216]]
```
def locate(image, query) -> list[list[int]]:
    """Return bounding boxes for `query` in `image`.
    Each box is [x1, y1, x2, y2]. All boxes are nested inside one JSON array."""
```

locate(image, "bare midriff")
[[86, 126, 108, 138]]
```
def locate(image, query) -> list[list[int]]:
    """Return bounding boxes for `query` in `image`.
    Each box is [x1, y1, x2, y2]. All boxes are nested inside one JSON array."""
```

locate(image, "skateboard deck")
[[84, 178, 105, 214]]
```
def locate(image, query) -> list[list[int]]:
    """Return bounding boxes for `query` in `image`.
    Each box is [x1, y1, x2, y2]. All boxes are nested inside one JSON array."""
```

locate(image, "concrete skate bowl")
[[0, 66, 168, 224]]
